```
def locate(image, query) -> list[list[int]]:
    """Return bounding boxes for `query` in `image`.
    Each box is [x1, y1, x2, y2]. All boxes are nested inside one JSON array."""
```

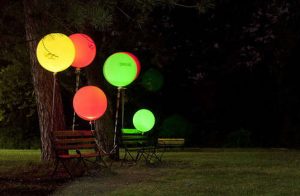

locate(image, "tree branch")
[[173, 3, 198, 8]]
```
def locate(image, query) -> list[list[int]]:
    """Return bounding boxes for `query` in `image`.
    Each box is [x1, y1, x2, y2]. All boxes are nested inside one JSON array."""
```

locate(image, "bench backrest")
[[157, 138, 185, 147], [52, 130, 98, 154], [121, 134, 152, 147]]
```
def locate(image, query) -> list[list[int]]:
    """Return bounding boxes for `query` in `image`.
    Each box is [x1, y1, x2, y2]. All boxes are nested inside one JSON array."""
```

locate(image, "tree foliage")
[[0, 1, 39, 148]]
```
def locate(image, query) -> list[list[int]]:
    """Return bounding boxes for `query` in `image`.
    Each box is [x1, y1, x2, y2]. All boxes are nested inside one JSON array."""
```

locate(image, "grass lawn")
[[1, 148, 300, 195]]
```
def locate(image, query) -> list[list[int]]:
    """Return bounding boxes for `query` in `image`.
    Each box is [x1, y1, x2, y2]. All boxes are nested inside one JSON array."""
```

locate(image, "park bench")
[[155, 138, 185, 161], [51, 130, 109, 178], [121, 129, 158, 165], [157, 138, 185, 149]]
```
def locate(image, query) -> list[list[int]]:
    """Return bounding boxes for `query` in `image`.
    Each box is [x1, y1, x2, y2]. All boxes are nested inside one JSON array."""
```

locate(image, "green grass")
[[55, 148, 300, 196], [1, 148, 300, 195], [0, 149, 40, 171]]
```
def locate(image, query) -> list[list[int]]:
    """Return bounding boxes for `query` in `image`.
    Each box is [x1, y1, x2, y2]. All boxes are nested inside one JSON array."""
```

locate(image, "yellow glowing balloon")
[[36, 33, 75, 73]]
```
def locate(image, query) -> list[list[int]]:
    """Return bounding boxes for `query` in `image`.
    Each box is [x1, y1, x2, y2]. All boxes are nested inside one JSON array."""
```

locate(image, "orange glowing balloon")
[[123, 52, 141, 79], [69, 33, 96, 68], [73, 86, 107, 121]]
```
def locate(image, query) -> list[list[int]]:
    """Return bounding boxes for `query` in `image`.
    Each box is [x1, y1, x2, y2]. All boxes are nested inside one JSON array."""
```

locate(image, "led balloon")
[[141, 68, 164, 92], [133, 109, 155, 133], [103, 52, 137, 87], [73, 86, 107, 121], [36, 33, 75, 73], [69, 33, 96, 68]]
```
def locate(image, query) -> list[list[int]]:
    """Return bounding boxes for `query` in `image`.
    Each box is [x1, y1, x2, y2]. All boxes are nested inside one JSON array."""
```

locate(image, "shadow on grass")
[[0, 160, 116, 195], [0, 162, 68, 195]]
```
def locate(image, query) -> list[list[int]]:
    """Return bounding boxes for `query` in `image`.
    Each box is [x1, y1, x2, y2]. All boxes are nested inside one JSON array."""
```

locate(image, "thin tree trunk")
[[85, 64, 115, 156], [23, 0, 65, 160]]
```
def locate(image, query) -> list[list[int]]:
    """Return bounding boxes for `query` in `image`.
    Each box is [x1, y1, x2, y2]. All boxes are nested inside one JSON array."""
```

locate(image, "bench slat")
[[54, 138, 95, 144], [58, 152, 99, 159], [53, 130, 94, 137], [157, 138, 185, 146], [158, 141, 185, 145], [122, 135, 148, 140], [54, 143, 97, 150]]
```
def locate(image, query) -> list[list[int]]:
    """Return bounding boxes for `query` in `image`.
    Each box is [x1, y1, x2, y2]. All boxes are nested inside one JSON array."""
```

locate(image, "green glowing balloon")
[[133, 109, 155, 133], [103, 52, 137, 87]]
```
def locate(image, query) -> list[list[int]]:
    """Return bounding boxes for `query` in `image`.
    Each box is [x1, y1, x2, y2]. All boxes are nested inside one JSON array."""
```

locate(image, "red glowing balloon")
[[69, 33, 96, 68], [122, 52, 141, 79], [73, 86, 107, 121]]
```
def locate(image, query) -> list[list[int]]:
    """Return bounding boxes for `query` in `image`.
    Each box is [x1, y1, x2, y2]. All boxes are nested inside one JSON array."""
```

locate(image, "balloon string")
[[113, 88, 121, 147], [89, 121, 94, 131], [51, 73, 56, 134], [72, 69, 81, 131], [42, 39, 58, 59], [121, 88, 125, 129]]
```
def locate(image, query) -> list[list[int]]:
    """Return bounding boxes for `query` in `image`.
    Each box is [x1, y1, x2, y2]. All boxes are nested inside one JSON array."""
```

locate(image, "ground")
[[1, 148, 300, 195]]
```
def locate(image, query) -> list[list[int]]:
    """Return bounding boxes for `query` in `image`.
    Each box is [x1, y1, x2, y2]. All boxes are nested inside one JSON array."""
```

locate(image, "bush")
[[0, 127, 40, 149]]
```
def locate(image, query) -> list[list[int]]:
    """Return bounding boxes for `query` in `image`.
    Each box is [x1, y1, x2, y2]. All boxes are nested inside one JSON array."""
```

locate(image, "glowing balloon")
[[141, 68, 164, 92], [69, 33, 96, 68], [36, 33, 75, 73], [122, 52, 141, 79], [133, 109, 155, 133], [73, 86, 107, 121], [103, 52, 137, 87], [160, 114, 189, 137]]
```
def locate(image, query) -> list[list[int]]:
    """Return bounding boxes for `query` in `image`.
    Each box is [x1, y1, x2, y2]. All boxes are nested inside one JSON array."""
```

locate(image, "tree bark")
[[23, 0, 65, 160], [85, 63, 115, 156]]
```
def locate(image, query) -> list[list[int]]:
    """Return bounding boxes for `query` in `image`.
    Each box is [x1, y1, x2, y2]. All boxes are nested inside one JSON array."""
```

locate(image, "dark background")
[[1, 0, 300, 148]]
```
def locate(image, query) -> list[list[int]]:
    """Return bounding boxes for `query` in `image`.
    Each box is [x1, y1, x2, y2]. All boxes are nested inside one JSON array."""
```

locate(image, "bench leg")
[[136, 150, 143, 162], [121, 152, 127, 166], [51, 159, 59, 178], [51, 159, 74, 179], [95, 156, 109, 168], [83, 156, 109, 172], [148, 148, 162, 163], [61, 160, 74, 178], [121, 149, 137, 166]]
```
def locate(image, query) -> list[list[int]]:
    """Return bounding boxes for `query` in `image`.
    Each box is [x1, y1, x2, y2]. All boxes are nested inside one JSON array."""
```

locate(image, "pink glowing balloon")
[[69, 33, 96, 68], [122, 52, 141, 79]]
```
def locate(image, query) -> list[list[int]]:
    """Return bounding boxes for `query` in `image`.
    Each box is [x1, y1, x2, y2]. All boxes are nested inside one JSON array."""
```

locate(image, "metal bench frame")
[[121, 134, 158, 165]]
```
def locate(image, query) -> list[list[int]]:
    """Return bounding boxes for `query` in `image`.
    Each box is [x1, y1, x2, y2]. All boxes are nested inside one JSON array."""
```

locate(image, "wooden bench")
[[51, 130, 109, 178], [156, 138, 185, 161], [157, 138, 185, 149]]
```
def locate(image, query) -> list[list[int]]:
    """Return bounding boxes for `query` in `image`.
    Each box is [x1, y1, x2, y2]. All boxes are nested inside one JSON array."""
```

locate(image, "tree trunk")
[[85, 63, 115, 155], [23, 0, 65, 160]]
